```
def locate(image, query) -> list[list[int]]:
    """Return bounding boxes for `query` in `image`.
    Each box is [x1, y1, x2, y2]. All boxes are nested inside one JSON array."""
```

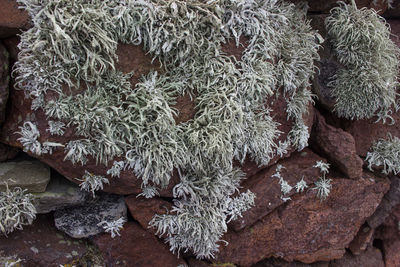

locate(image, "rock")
[[0, 0, 31, 38], [0, 42, 9, 125], [0, 214, 89, 266], [54, 194, 127, 238], [310, 110, 363, 179], [367, 176, 400, 228], [383, 2, 400, 18], [252, 258, 329, 267], [329, 247, 384, 267], [187, 258, 213, 267], [230, 149, 322, 232], [93, 221, 186, 267], [0, 143, 19, 162], [32, 172, 89, 214], [125, 196, 172, 235], [348, 225, 374, 255], [0, 158, 50, 193], [215, 172, 389, 266], [2, 36, 19, 63], [382, 239, 400, 267]]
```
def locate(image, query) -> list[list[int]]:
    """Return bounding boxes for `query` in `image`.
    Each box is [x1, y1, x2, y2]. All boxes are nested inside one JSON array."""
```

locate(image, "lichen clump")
[[366, 134, 400, 175], [15, 0, 320, 258], [325, 0, 400, 122]]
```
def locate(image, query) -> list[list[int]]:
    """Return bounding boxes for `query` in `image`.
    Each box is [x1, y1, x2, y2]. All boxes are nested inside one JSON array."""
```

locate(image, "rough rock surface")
[[125, 196, 172, 235], [310, 110, 363, 179], [215, 171, 389, 266], [93, 221, 186, 267], [230, 149, 322, 231], [54, 194, 127, 238], [348, 225, 374, 255], [32, 172, 89, 214], [0, 158, 50, 192], [0, 143, 19, 162], [0, 41, 9, 124], [0, 214, 89, 266], [0, 0, 31, 38], [329, 247, 385, 267]]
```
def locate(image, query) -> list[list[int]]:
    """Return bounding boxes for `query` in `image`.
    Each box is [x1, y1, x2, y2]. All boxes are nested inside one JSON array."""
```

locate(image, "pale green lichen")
[[313, 161, 332, 201], [325, 0, 400, 122], [366, 134, 400, 175], [15, 0, 321, 258]]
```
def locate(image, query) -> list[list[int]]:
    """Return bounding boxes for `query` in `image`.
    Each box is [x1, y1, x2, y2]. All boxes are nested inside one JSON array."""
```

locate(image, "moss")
[[15, 0, 320, 259]]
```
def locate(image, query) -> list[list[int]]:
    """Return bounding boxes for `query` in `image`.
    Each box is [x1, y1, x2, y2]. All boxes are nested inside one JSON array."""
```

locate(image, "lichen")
[[325, 0, 400, 122], [15, 0, 321, 258], [366, 134, 400, 175]]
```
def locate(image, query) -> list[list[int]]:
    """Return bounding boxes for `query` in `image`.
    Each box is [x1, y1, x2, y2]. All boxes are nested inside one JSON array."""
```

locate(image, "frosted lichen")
[[15, 0, 321, 258], [325, 0, 400, 122]]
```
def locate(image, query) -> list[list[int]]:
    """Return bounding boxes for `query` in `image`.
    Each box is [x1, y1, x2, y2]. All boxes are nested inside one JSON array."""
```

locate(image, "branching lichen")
[[325, 0, 400, 122], [15, 0, 321, 258], [366, 134, 400, 175]]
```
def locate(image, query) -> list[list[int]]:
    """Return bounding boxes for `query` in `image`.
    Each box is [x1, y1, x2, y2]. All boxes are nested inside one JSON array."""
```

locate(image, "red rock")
[[310, 110, 363, 179], [329, 247, 384, 267], [348, 225, 374, 255], [0, 41, 9, 124], [215, 172, 389, 266], [0, 214, 89, 266], [0, 0, 31, 38], [383, 2, 400, 18], [187, 258, 213, 267], [93, 221, 186, 267], [383, 239, 400, 267], [125, 196, 172, 235], [0, 143, 19, 161], [230, 149, 322, 231]]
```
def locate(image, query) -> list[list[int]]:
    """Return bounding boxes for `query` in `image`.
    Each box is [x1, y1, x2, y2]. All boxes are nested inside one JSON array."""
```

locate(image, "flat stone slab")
[[0, 160, 50, 193], [32, 173, 89, 214], [54, 194, 127, 239]]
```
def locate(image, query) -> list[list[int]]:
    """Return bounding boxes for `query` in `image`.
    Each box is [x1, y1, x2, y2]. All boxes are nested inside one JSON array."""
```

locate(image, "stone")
[[230, 149, 322, 232], [93, 221, 186, 267], [310, 110, 363, 179], [348, 225, 374, 255], [0, 42, 9, 125], [0, 143, 19, 162], [383, 2, 400, 18], [125, 196, 172, 235], [367, 176, 400, 228], [54, 193, 127, 238], [32, 172, 89, 214], [0, 0, 31, 38], [214, 172, 389, 266], [0, 158, 50, 193], [383, 239, 400, 267], [252, 258, 329, 267], [329, 247, 384, 267], [0, 214, 89, 266]]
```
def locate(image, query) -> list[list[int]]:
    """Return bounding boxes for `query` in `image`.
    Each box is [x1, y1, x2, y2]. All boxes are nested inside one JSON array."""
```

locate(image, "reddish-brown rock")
[[230, 149, 322, 231], [310, 110, 363, 179], [348, 225, 374, 255], [0, 0, 31, 38], [0, 41, 9, 124], [93, 221, 186, 267], [329, 247, 384, 267], [0, 214, 89, 266], [125, 196, 172, 235], [215, 172, 389, 266], [0, 143, 19, 161]]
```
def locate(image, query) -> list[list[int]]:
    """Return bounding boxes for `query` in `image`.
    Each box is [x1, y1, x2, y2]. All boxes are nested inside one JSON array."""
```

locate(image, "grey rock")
[[0, 159, 50, 193], [54, 194, 127, 238], [32, 173, 89, 214]]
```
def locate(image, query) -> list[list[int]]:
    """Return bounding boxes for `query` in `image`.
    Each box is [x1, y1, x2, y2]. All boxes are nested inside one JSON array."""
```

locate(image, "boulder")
[[54, 193, 127, 239], [214, 171, 389, 266], [93, 221, 186, 267], [310, 110, 363, 179], [0, 214, 89, 266], [0, 41, 9, 125], [0, 0, 31, 38], [0, 158, 50, 193], [32, 172, 89, 214]]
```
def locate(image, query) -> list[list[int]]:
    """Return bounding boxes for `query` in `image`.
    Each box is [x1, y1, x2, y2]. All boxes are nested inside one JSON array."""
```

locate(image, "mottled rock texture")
[[0, 0, 30, 38], [93, 222, 186, 267], [0, 41, 9, 124]]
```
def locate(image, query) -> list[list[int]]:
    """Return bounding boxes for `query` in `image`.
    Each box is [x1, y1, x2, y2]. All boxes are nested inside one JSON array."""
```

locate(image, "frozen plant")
[[0, 184, 36, 236], [77, 171, 109, 197], [366, 134, 400, 175], [97, 217, 126, 238]]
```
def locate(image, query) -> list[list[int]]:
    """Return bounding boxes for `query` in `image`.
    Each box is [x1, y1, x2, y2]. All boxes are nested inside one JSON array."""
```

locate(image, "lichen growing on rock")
[[325, 0, 400, 122], [14, 0, 321, 258]]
